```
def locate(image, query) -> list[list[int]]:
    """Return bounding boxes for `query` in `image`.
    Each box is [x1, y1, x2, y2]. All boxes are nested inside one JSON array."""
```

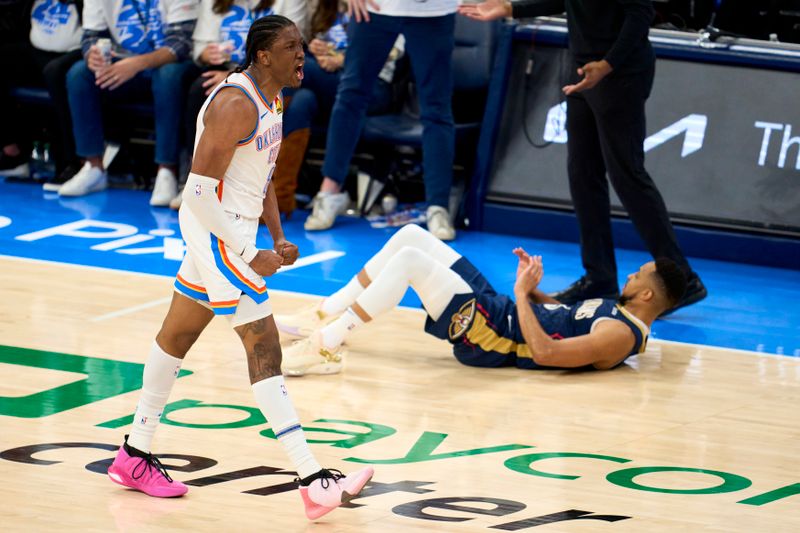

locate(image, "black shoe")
[[550, 276, 620, 305], [660, 274, 707, 316], [0, 151, 30, 178], [43, 162, 81, 192]]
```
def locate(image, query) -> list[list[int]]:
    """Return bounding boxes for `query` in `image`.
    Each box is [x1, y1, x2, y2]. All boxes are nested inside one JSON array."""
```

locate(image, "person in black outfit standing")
[[459, 0, 706, 314]]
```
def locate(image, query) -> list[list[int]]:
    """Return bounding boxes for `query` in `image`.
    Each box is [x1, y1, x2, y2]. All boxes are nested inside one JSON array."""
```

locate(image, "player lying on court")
[[105, 16, 373, 520], [279, 224, 687, 375]]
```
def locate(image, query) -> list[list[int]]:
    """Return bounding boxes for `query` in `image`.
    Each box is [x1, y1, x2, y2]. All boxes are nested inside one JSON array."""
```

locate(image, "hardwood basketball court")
[[1, 256, 798, 531]]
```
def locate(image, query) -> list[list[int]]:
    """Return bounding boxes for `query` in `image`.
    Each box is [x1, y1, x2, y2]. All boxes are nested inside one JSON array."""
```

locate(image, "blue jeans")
[[283, 54, 393, 136], [66, 59, 195, 165], [322, 13, 455, 208]]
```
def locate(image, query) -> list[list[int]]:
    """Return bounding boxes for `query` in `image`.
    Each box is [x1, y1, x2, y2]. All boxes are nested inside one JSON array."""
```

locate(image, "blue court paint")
[[1, 180, 798, 357]]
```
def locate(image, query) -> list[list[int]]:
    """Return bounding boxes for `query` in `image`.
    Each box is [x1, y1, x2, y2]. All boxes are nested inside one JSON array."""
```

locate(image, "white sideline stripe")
[[278, 250, 345, 272], [90, 297, 172, 322], [1, 254, 797, 360]]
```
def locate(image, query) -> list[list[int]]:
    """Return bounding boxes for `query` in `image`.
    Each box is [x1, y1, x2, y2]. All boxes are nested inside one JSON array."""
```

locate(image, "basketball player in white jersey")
[[106, 16, 373, 520]]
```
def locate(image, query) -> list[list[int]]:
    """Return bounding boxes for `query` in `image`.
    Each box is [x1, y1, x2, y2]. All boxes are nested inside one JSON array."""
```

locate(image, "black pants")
[[565, 62, 692, 284], [0, 41, 82, 173]]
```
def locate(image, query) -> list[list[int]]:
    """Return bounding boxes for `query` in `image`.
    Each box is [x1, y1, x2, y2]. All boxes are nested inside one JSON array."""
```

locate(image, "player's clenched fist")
[[250, 249, 283, 276]]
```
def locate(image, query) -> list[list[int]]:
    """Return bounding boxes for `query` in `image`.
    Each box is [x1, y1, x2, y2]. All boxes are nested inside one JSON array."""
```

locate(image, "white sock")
[[321, 308, 364, 349], [127, 342, 183, 453], [252, 376, 322, 479], [320, 276, 364, 316]]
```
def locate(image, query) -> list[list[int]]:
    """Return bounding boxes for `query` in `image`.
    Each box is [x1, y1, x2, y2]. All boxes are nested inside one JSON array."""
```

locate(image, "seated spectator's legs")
[[283, 88, 319, 135], [63, 60, 151, 196], [39, 50, 82, 181], [295, 54, 341, 122], [66, 60, 108, 164], [401, 14, 456, 211], [152, 61, 196, 168], [184, 74, 210, 156], [150, 61, 197, 206], [0, 41, 40, 175]]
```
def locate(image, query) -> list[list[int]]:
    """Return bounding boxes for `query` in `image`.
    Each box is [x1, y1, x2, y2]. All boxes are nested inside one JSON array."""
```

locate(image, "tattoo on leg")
[[237, 318, 267, 338], [248, 341, 282, 382]]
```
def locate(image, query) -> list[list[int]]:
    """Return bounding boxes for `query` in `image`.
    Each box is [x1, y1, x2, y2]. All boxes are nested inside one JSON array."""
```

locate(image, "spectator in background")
[[0, 0, 83, 187], [164, 0, 307, 209], [460, 0, 707, 313], [60, 0, 199, 198], [303, 0, 459, 241], [274, 0, 403, 216]]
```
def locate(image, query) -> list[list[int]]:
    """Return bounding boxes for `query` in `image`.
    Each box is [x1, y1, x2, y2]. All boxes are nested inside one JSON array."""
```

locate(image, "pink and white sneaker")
[[298, 467, 374, 520], [107, 437, 188, 498]]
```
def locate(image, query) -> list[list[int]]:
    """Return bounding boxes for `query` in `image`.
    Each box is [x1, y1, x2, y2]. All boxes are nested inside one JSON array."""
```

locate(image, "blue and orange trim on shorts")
[[174, 274, 240, 315], [174, 274, 209, 302], [209, 234, 269, 306]]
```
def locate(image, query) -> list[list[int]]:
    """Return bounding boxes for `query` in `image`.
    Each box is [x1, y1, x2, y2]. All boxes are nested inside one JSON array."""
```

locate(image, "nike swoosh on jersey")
[[260, 111, 268, 120]]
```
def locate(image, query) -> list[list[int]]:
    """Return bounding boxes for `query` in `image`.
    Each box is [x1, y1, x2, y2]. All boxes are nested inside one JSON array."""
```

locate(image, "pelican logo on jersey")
[[31, 0, 73, 32], [448, 298, 477, 340], [116, 0, 166, 55], [220, 6, 274, 64]]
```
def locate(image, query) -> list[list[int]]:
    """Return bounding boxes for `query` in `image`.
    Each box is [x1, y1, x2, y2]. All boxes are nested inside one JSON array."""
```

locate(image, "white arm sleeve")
[[182, 173, 259, 263]]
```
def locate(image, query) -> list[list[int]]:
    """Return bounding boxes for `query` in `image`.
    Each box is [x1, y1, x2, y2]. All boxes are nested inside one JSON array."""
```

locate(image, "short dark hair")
[[652, 258, 688, 309], [234, 15, 295, 73]]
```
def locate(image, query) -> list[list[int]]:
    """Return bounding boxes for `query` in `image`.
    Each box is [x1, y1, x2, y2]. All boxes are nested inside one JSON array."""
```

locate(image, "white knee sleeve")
[[357, 247, 470, 321], [363, 224, 461, 280]]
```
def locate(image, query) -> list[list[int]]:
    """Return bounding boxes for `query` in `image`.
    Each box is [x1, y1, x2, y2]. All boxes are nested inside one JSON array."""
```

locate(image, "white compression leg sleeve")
[[322, 224, 462, 316], [252, 376, 322, 479], [127, 342, 183, 453], [363, 224, 462, 279], [183, 173, 258, 262], [321, 247, 472, 349]]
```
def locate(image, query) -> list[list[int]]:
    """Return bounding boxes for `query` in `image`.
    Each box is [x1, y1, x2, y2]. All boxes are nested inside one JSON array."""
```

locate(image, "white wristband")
[[241, 243, 258, 263]]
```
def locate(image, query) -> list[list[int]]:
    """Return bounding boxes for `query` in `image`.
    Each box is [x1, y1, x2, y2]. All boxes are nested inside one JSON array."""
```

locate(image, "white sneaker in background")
[[275, 304, 337, 340], [303, 192, 350, 231], [169, 186, 184, 210], [426, 205, 456, 241], [58, 162, 108, 197], [149, 168, 178, 207], [281, 333, 344, 377]]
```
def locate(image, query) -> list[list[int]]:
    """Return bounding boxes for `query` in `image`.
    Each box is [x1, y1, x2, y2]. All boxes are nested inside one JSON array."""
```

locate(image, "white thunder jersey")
[[174, 71, 283, 316], [195, 70, 284, 219]]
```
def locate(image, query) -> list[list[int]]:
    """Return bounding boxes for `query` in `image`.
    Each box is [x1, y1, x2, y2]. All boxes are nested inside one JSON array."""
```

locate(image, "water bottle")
[[30, 141, 44, 179], [382, 194, 398, 215], [42, 142, 55, 180]]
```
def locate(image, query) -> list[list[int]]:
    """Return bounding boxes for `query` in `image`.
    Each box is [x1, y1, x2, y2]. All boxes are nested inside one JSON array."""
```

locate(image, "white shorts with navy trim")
[[174, 206, 269, 316]]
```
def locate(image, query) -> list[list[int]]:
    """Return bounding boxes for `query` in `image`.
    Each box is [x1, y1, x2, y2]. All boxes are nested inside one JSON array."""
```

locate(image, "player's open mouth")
[[295, 63, 304, 81]]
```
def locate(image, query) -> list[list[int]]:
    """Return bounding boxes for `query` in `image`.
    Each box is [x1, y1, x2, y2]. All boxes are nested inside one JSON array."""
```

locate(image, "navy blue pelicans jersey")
[[424, 257, 650, 370]]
